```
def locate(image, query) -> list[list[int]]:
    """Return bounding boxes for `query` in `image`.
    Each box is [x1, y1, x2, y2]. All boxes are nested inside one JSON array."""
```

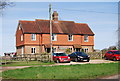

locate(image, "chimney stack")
[[52, 11, 58, 21]]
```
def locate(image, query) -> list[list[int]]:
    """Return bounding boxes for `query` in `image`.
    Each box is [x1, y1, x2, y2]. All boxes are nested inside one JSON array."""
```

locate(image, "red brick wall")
[[81, 35, 94, 46], [24, 34, 41, 45], [16, 33, 94, 47], [42, 34, 82, 45], [16, 26, 24, 47]]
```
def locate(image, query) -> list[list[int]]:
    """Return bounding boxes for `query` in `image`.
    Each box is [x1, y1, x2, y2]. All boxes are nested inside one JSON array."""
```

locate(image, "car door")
[[107, 51, 113, 59], [73, 53, 77, 60], [53, 53, 57, 61], [69, 53, 75, 60], [110, 51, 115, 59]]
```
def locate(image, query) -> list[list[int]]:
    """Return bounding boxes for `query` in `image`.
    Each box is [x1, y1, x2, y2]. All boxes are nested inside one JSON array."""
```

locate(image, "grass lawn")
[[1, 61, 55, 66], [2, 63, 119, 79]]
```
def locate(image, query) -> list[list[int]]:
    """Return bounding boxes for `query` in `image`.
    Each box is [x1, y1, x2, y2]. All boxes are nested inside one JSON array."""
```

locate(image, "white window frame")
[[21, 35, 23, 41], [68, 34, 73, 41], [53, 47, 56, 52], [19, 26, 21, 30], [31, 34, 36, 41], [69, 48, 72, 52], [21, 47, 24, 54], [52, 34, 57, 41], [84, 35, 88, 42], [84, 48, 88, 53], [31, 47, 36, 54], [19, 24, 22, 30]]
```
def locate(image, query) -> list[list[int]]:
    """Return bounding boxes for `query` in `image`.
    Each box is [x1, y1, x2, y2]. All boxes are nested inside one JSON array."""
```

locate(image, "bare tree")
[[0, 0, 13, 10]]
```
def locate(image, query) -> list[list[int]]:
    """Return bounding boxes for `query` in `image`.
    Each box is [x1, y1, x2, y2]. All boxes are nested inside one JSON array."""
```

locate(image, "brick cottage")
[[16, 11, 94, 54]]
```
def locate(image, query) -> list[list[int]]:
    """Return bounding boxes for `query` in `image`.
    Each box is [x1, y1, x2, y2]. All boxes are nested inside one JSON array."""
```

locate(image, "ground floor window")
[[45, 47, 57, 53], [74, 48, 81, 52], [69, 48, 72, 52], [53, 47, 56, 53], [21, 47, 24, 54], [84, 48, 88, 53], [31, 47, 36, 54]]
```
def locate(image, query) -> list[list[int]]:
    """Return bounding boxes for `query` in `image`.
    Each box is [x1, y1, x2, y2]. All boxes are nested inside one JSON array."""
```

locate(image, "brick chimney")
[[52, 11, 58, 21]]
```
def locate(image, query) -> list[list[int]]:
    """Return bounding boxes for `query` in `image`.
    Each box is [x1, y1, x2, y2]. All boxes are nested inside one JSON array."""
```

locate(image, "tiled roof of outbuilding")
[[19, 19, 94, 35]]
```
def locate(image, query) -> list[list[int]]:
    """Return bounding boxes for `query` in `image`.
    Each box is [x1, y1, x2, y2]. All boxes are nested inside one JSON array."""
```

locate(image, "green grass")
[[1, 61, 55, 66], [2, 63, 119, 79]]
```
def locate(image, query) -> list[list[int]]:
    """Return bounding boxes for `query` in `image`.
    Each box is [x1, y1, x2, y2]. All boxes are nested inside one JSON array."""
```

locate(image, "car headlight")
[[68, 57, 70, 59], [78, 56, 83, 58]]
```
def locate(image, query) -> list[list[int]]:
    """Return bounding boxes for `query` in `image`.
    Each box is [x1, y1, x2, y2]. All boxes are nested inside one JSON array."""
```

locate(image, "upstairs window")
[[31, 34, 36, 41], [31, 47, 36, 54], [21, 35, 23, 41], [52, 34, 57, 41], [68, 35, 73, 41], [19, 24, 22, 30], [84, 35, 88, 42]]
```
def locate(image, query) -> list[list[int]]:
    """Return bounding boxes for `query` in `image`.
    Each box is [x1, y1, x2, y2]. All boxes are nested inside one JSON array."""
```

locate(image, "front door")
[[75, 48, 80, 52], [46, 48, 50, 53]]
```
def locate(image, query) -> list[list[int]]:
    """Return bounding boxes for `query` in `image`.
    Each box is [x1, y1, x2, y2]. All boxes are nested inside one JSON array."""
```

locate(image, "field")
[[2, 63, 119, 79]]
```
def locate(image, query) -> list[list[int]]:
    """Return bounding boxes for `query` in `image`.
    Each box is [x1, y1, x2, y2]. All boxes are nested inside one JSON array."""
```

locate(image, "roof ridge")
[[76, 23, 88, 25], [19, 20, 35, 22]]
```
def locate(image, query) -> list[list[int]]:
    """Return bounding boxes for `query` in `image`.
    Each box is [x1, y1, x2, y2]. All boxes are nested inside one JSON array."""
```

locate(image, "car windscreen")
[[114, 51, 120, 54], [76, 52, 88, 56], [56, 53, 67, 56]]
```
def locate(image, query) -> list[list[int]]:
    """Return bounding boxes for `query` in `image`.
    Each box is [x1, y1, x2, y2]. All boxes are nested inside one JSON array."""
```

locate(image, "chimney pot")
[[52, 11, 58, 21]]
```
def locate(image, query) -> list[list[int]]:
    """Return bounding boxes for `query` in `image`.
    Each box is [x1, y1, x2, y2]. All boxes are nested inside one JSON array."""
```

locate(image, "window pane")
[[31, 48, 33, 53], [68, 35, 73, 41], [31, 34, 36, 41], [84, 35, 88, 42], [21, 35, 23, 41], [52, 34, 56, 41], [31, 47, 35, 53]]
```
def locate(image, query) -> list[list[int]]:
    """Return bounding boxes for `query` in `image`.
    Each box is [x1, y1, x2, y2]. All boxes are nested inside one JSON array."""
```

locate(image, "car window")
[[113, 51, 120, 54], [56, 53, 67, 56], [70, 53, 75, 56], [107, 51, 113, 54], [77, 52, 88, 56]]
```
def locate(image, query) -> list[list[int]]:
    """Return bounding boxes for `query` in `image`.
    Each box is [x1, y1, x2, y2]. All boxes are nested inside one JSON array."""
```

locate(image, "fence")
[[16, 54, 51, 62], [1, 54, 52, 65], [1, 52, 103, 65]]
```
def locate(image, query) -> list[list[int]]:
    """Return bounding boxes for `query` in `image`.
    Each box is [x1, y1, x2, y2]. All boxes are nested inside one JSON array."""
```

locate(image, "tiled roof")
[[19, 19, 94, 35], [73, 44, 82, 48]]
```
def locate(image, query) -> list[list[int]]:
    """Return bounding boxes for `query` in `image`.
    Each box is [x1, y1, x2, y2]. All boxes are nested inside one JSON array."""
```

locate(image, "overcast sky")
[[0, 1, 119, 56]]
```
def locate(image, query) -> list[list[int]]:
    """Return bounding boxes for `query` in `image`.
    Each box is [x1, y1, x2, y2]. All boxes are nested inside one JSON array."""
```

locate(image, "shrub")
[[65, 48, 72, 54]]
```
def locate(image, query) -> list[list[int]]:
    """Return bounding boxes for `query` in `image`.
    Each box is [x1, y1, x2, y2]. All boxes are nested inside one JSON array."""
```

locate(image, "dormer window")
[[31, 34, 36, 41]]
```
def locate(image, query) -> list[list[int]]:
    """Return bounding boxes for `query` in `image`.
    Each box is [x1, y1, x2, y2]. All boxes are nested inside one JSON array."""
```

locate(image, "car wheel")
[[67, 61, 70, 63], [56, 59, 60, 63], [113, 57, 117, 61], [75, 58, 78, 62], [104, 56, 108, 60]]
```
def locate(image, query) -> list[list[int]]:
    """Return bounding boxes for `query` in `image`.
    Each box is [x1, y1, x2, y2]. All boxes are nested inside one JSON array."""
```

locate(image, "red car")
[[53, 52, 70, 63], [104, 50, 120, 61]]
